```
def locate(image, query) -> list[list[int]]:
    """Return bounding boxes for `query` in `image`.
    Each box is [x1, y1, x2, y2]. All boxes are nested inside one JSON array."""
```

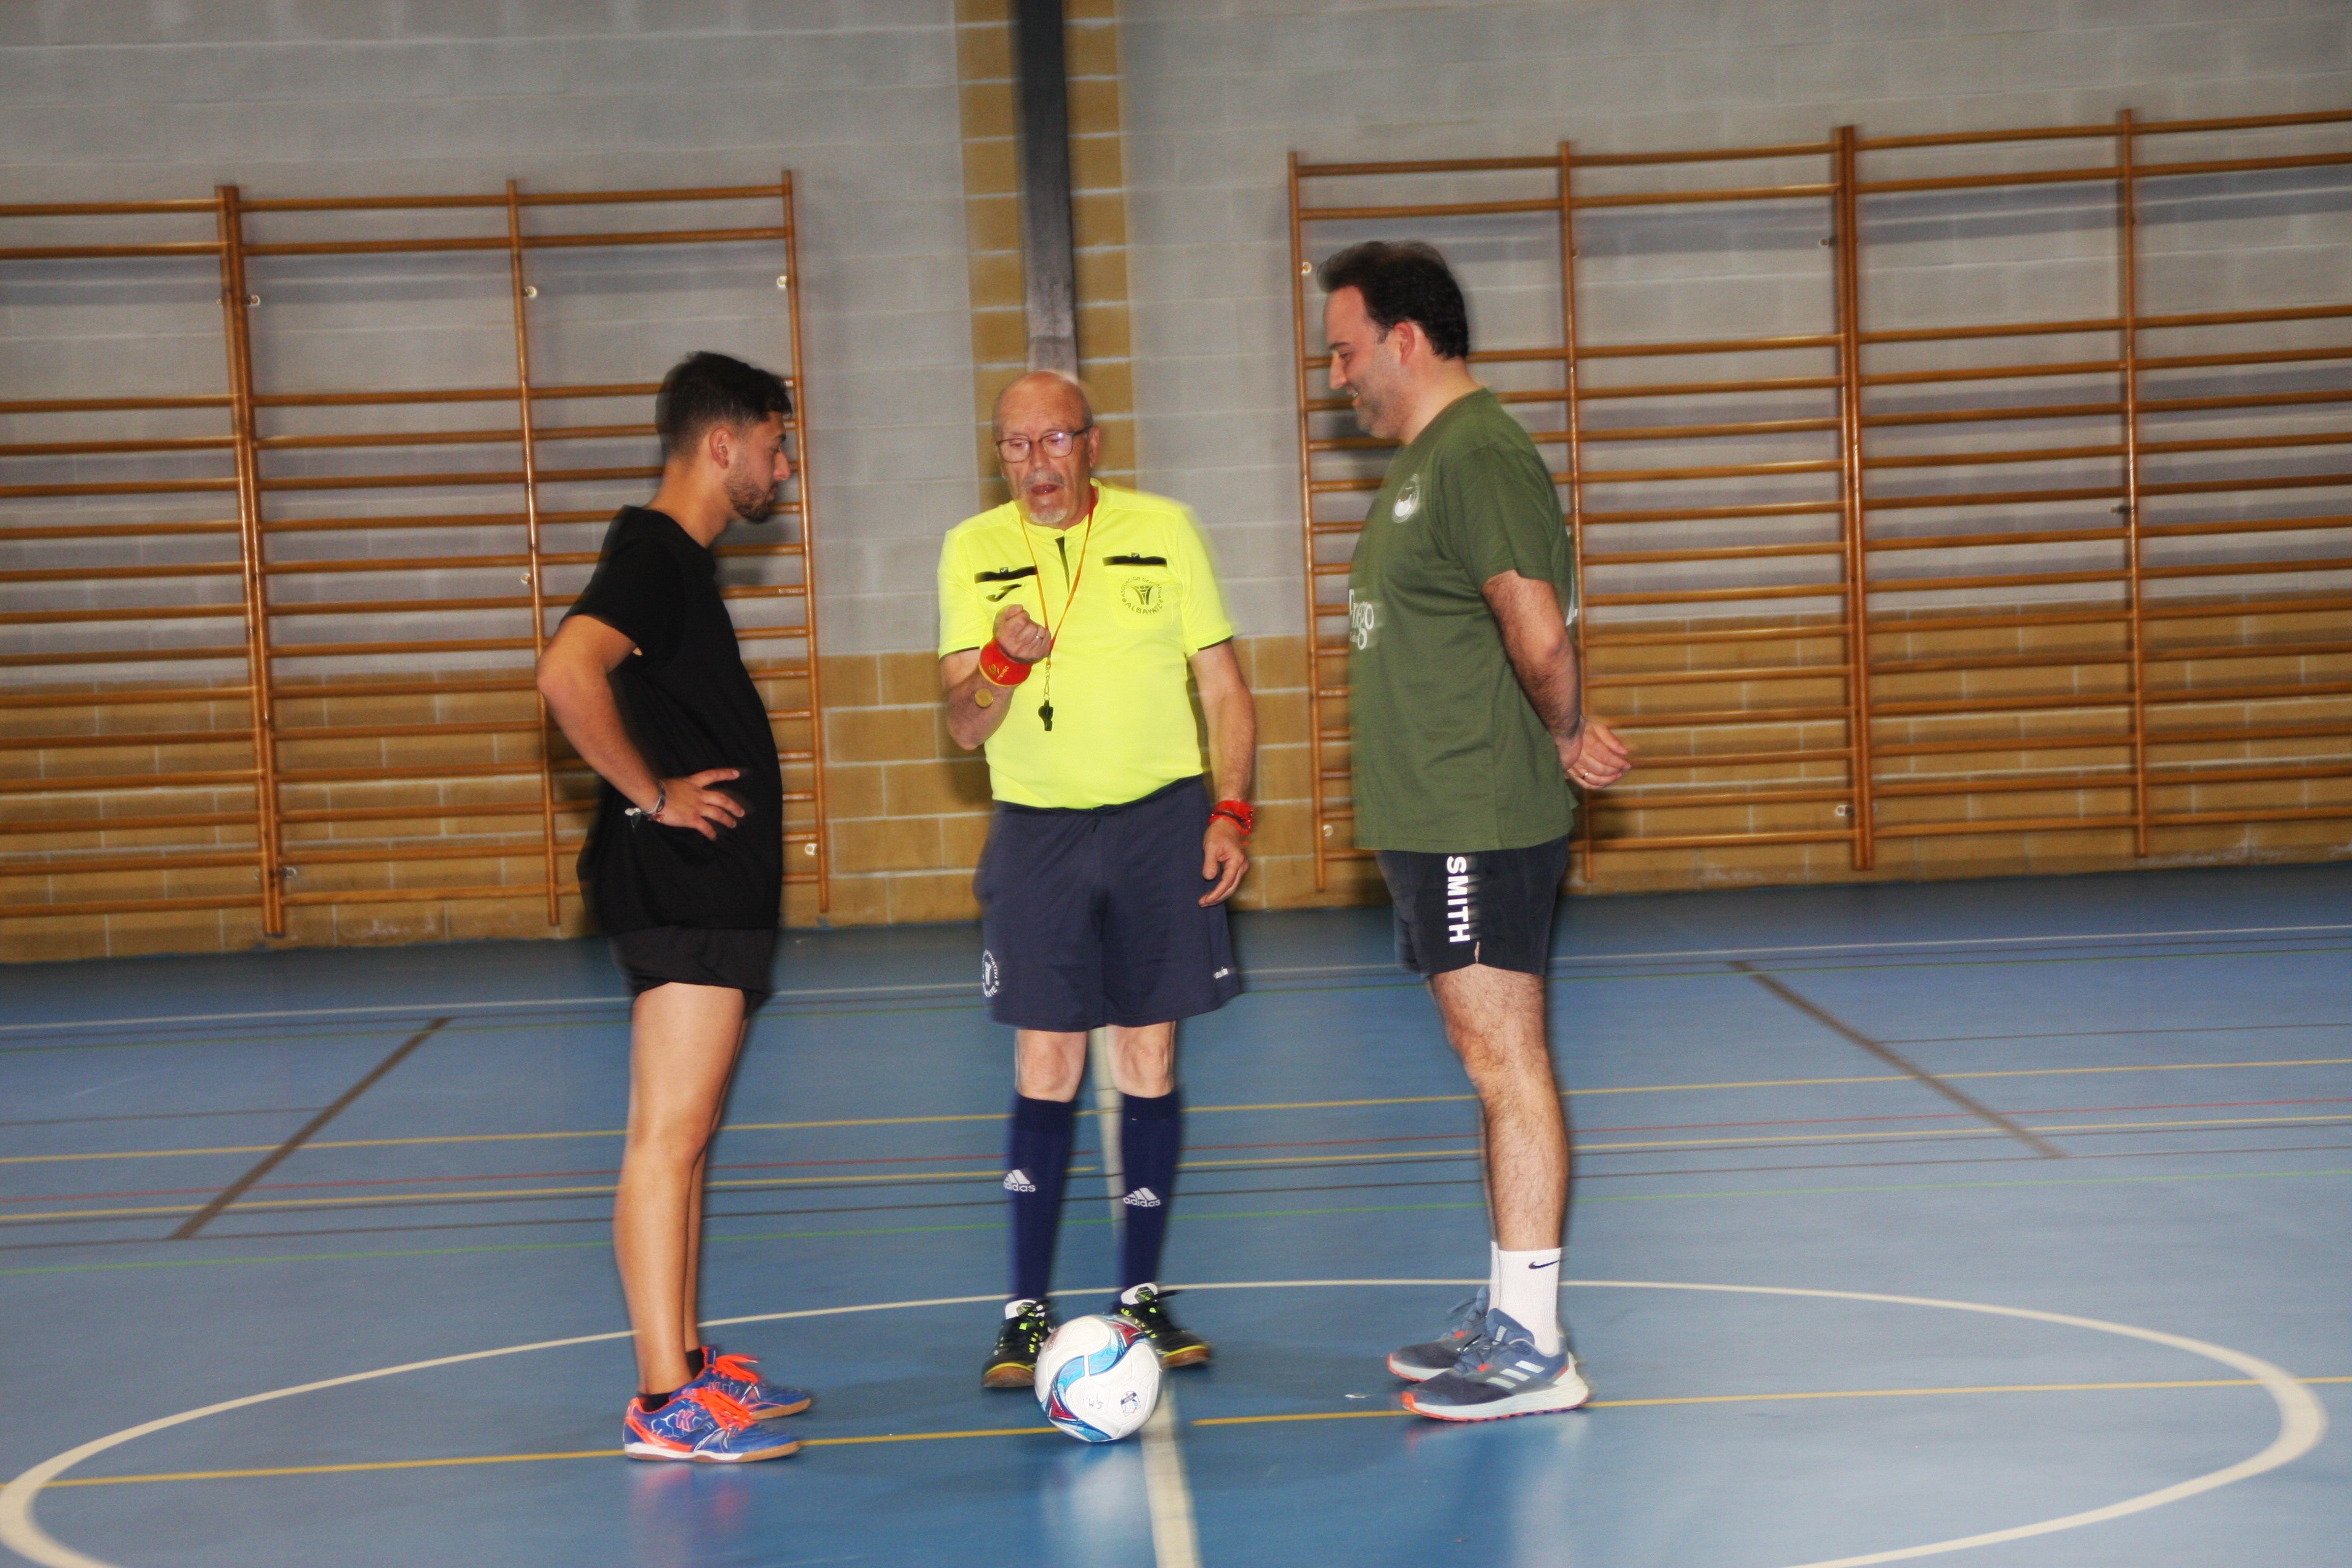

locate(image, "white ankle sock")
[[1494, 1247, 1563, 1355], [1486, 1240, 1500, 1301]]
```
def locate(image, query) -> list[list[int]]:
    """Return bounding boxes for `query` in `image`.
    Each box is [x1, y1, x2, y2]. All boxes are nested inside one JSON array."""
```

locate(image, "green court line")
[[4, 1166, 2347, 1280], [8, 941, 2347, 1059], [13, 1057, 2350, 1169]]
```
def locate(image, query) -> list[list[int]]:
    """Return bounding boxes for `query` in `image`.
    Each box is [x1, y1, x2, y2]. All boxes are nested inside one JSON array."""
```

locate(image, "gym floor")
[[1, 862, 2345, 1568]]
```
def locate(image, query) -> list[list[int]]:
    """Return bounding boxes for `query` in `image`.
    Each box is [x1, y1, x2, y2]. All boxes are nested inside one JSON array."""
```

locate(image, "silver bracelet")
[[624, 784, 667, 825]]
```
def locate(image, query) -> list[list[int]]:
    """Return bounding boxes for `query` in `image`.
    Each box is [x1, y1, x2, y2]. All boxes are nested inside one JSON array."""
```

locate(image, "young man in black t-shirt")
[[537, 351, 807, 1463]]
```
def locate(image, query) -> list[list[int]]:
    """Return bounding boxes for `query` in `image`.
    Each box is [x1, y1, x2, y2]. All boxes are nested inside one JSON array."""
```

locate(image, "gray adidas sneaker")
[[1386, 1286, 1491, 1382], [1402, 1308, 1592, 1422]]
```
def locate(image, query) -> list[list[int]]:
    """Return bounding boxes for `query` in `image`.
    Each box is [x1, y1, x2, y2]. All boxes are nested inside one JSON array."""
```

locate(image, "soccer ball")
[[1034, 1314, 1161, 1443]]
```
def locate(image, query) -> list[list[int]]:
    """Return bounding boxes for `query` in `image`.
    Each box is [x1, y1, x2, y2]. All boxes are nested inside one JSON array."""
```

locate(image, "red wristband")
[[1210, 799, 1253, 835], [977, 641, 1031, 687]]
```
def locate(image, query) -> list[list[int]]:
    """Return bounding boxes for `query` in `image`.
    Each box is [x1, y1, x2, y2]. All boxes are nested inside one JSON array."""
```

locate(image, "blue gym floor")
[[1, 864, 2346, 1568]]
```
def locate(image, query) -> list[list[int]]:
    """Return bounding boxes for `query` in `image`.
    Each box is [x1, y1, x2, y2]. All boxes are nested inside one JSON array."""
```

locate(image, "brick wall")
[[4, 1, 2346, 964]]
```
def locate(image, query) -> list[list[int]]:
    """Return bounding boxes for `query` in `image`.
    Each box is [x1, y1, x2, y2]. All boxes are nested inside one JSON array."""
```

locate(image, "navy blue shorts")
[[1375, 835, 1570, 978], [974, 775, 1242, 1031]]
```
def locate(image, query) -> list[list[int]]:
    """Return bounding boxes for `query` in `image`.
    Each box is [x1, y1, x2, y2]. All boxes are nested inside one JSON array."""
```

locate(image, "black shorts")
[[975, 775, 1242, 1031], [610, 925, 777, 1011], [1374, 835, 1570, 978]]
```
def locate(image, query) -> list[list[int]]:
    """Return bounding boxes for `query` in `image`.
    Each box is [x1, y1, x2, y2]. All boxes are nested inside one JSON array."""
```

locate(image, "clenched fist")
[[993, 603, 1054, 664]]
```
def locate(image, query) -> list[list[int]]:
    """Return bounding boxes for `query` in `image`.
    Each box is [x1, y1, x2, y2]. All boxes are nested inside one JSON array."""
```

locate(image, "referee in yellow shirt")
[[938, 371, 1257, 1387]]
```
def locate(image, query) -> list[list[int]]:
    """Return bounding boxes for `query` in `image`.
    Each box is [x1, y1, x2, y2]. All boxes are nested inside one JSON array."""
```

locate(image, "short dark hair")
[[1316, 241, 1472, 361], [655, 351, 792, 460]]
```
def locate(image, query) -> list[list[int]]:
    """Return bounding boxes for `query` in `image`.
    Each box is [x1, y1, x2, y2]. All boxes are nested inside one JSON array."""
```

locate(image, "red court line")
[[11, 1097, 2349, 1208]]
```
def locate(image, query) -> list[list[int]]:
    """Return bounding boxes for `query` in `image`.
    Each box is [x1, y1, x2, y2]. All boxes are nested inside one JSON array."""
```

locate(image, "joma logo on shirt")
[[1445, 854, 1475, 944], [1348, 591, 1379, 651]]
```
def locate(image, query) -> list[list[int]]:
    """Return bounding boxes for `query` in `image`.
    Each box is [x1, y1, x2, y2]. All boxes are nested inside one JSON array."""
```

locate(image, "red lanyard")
[[1016, 489, 1097, 731]]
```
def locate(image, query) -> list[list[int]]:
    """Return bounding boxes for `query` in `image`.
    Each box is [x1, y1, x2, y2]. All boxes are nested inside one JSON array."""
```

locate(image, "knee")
[[1110, 1030, 1176, 1096], [624, 1111, 716, 1169], [1014, 1033, 1087, 1100]]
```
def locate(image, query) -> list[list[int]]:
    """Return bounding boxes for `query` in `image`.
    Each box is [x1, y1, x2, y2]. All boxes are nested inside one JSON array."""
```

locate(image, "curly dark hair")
[[1315, 241, 1471, 361], [655, 351, 793, 460]]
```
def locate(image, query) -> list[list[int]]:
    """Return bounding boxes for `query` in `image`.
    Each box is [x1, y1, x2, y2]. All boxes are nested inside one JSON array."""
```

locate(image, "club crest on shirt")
[[1390, 474, 1422, 523], [1120, 578, 1166, 615]]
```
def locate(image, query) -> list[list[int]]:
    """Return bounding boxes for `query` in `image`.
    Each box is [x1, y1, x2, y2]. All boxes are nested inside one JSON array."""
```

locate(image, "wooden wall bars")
[[1290, 109, 2352, 889], [0, 176, 829, 944]]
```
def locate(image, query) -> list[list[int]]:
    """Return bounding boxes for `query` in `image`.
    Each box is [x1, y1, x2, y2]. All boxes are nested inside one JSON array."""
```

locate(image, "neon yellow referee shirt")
[[938, 483, 1235, 809]]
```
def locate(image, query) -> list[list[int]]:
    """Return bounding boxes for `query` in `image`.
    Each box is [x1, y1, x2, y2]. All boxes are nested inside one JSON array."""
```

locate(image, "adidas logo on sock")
[[1002, 1169, 1037, 1193], [1122, 1187, 1161, 1208]]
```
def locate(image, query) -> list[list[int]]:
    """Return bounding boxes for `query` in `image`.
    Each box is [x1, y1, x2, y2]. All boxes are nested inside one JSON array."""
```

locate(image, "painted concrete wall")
[[1122, 0, 2352, 641], [1, 0, 980, 656]]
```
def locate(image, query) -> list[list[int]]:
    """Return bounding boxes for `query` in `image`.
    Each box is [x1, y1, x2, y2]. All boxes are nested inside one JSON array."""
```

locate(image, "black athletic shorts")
[[610, 925, 777, 1011], [1374, 835, 1570, 978], [974, 774, 1242, 1031]]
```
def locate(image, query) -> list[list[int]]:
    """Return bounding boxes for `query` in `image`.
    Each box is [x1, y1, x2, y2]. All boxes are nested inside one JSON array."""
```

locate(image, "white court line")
[[0, 1279, 2326, 1568], [5, 920, 2346, 1039], [1141, 1385, 1201, 1568], [1086, 1027, 1205, 1568]]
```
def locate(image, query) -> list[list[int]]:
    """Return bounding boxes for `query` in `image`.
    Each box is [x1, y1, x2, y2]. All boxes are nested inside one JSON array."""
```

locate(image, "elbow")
[[1518, 630, 1569, 671]]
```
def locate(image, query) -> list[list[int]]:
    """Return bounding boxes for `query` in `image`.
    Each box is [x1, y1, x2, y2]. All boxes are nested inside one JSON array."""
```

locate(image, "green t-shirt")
[[1346, 388, 1579, 853]]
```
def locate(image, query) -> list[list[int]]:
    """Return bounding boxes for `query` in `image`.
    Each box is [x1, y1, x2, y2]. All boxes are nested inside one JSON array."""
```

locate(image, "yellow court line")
[[45, 1378, 2349, 1486], [16, 1112, 2352, 1225], [8, 1058, 2348, 1168], [1194, 1375, 2352, 1425]]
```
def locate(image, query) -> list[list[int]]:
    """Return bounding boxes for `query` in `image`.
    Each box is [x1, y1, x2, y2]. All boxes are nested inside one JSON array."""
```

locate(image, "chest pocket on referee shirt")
[[1108, 554, 1172, 618]]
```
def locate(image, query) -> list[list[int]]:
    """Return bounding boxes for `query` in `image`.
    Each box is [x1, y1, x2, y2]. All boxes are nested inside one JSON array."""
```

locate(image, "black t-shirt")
[[566, 506, 783, 933]]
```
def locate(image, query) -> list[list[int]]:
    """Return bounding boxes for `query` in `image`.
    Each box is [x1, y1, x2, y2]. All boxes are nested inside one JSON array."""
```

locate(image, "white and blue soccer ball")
[[1034, 1313, 1161, 1443]]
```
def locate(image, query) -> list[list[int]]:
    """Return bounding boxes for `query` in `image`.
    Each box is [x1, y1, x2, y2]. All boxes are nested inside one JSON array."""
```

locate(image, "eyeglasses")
[[995, 426, 1091, 462]]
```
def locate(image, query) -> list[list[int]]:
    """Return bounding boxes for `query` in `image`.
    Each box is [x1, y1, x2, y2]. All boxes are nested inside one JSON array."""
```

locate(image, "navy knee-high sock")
[[1117, 1090, 1182, 1291], [1005, 1094, 1077, 1304]]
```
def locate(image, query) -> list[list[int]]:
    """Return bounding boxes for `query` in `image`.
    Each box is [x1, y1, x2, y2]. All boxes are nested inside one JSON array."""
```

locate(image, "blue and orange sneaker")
[[694, 1344, 812, 1419], [1401, 1308, 1591, 1422], [622, 1384, 800, 1462], [1387, 1286, 1489, 1382]]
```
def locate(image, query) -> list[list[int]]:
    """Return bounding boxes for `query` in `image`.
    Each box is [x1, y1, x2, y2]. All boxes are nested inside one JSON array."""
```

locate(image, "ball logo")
[[980, 949, 1001, 998], [1348, 590, 1379, 652], [1391, 474, 1422, 523], [1120, 578, 1165, 614]]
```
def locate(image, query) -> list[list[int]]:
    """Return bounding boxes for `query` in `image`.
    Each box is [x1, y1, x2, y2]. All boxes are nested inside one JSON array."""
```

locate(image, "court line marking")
[[44, 1377, 2352, 1488], [5, 1163, 2350, 1279], [0, 1279, 2327, 1568], [169, 1019, 448, 1241], [16, 1115, 2352, 1226], [3, 918, 2344, 1037], [12, 1059, 2349, 1169], [18, 1096, 2330, 1212], [1083, 1027, 1203, 1568], [1733, 964, 2063, 1158]]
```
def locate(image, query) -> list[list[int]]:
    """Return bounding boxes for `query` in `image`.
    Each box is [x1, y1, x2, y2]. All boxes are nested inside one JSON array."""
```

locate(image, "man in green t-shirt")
[[1322, 241, 1632, 1421]]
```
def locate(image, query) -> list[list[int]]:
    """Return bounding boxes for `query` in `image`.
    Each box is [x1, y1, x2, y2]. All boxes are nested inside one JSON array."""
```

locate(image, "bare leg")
[[1105, 1022, 1175, 1095], [614, 982, 746, 1397], [1014, 1030, 1089, 1100], [677, 1028, 742, 1356], [1428, 964, 1567, 1250]]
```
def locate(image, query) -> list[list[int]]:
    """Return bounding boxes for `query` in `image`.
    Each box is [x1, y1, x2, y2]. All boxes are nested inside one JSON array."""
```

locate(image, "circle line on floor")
[[0, 1279, 2324, 1568]]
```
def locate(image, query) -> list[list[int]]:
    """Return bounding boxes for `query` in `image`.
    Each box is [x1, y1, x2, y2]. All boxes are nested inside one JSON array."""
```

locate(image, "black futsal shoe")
[[982, 1298, 1055, 1389], [1112, 1284, 1212, 1368]]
